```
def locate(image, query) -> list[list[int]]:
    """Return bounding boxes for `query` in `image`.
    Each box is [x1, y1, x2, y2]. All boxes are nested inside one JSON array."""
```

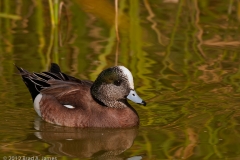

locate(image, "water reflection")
[[34, 117, 138, 159], [1, 0, 240, 159]]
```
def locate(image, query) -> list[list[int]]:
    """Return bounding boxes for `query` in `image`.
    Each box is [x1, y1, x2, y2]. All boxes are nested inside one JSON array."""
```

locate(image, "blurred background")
[[1, 0, 240, 159]]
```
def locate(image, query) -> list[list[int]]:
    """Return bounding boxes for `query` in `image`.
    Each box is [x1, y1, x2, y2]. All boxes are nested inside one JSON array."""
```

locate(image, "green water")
[[1, 0, 240, 159]]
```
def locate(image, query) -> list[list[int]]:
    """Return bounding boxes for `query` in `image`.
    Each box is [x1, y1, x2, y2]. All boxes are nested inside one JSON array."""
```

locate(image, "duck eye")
[[114, 80, 121, 86]]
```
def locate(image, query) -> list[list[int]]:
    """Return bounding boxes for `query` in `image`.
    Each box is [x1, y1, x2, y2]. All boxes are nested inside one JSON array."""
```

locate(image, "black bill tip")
[[138, 100, 147, 106]]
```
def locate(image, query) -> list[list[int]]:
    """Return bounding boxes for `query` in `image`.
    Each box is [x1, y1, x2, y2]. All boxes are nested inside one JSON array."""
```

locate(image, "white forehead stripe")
[[118, 66, 134, 89]]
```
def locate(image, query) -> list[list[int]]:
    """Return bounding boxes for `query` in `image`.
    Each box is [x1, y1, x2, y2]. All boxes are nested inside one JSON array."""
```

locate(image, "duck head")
[[91, 66, 146, 108]]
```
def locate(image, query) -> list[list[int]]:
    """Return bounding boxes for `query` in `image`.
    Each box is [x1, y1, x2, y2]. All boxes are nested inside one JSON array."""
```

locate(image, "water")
[[1, 0, 240, 159]]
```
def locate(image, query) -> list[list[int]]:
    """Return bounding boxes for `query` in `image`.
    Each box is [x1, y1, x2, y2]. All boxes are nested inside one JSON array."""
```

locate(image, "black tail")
[[49, 63, 61, 73], [16, 63, 68, 101]]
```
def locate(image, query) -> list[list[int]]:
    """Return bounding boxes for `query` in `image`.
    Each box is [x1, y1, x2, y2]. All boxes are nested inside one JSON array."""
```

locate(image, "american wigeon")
[[16, 63, 146, 128]]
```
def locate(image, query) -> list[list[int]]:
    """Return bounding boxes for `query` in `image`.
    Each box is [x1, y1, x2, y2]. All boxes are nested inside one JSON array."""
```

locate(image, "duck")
[[16, 63, 146, 128]]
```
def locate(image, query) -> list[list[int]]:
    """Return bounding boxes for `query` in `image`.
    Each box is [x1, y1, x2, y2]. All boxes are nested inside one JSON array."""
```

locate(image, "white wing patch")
[[64, 104, 75, 109], [118, 66, 134, 89]]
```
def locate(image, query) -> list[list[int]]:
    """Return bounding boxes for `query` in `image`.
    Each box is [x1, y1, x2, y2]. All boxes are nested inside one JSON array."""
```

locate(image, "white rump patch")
[[118, 66, 134, 89], [64, 104, 75, 109], [34, 132, 42, 139], [34, 93, 42, 117]]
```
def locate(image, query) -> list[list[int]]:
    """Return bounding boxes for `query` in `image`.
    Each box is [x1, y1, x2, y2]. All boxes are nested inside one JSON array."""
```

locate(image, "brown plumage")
[[16, 63, 146, 128]]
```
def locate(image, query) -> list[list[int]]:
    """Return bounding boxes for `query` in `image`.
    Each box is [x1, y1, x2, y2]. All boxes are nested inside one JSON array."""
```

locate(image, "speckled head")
[[91, 66, 146, 108]]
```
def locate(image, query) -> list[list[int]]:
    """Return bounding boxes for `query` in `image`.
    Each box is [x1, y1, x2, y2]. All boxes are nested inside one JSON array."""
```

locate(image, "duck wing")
[[16, 63, 88, 101], [37, 80, 94, 127], [40, 80, 92, 109]]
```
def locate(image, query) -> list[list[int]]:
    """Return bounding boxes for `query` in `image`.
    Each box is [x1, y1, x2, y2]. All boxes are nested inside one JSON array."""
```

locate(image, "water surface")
[[1, 0, 240, 159]]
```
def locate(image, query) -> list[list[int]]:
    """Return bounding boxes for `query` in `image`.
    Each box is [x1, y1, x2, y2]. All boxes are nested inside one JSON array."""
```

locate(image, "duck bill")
[[127, 90, 146, 106]]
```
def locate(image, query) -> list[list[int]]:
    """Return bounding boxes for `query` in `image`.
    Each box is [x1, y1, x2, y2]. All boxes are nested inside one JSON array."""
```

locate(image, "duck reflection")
[[34, 117, 138, 159]]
